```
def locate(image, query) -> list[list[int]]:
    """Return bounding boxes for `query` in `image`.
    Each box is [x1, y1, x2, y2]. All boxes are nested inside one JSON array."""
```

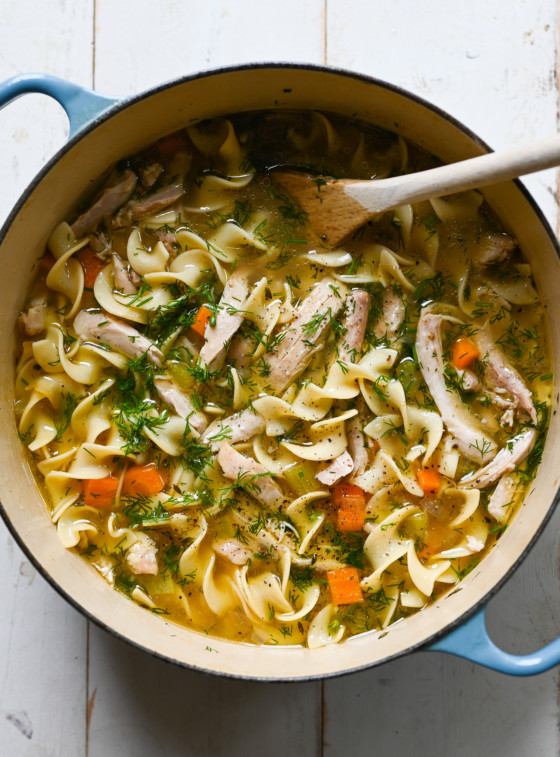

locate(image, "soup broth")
[[14, 111, 551, 648]]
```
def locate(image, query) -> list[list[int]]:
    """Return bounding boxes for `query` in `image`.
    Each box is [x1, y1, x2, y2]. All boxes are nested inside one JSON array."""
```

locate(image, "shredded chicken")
[[72, 170, 138, 237], [154, 378, 207, 434], [199, 271, 249, 368], [474, 233, 516, 266], [459, 428, 536, 490], [265, 278, 344, 393], [228, 334, 254, 372], [19, 297, 47, 336], [316, 451, 354, 486], [487, 472, 519, 523], [140, 161, 163, 188], [126, 538, 158, 575], [153, 228, 177, 254], [212, 538, 253, 566], [339, 290, 369, 362], [202, 408, 265, 452], [459, 369, 481, 392], [217, 442, 286, 508], [112, 254, 140, 295], [74, 310, 163, 366], [374, 287, 405, 340], [347, 413, 370, 478], [114, 182, 185, 227], [416, 309, 497, 463], [474, 326, 537, 423]]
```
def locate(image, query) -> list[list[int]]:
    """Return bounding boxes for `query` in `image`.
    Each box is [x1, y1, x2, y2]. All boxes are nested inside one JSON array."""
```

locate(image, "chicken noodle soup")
[[15, 111, 551, 647]]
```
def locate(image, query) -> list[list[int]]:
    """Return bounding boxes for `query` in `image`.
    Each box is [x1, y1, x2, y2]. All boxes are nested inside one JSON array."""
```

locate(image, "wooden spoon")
[[271, 135, 560, 247]]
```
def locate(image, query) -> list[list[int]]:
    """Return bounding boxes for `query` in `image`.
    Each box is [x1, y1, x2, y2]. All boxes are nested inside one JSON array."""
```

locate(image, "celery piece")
[[168, 361, 195, 391], [141, 571, 176, 595], [285, 461, 318, 496], [401, 512, 428, 539]]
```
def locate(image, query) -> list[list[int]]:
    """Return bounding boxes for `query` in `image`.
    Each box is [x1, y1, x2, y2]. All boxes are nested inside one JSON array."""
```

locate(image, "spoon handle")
[[343, 133, 560, 214]]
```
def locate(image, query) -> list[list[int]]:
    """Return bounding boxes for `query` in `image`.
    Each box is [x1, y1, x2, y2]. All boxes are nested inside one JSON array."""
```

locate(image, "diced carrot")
[[190, 304, 213, 338], [417, 468, 443, 496], [77, 246, 105, 289], [39, 252, 56, 274], [451, 337, 479, 370], [122, 464, 166, 497], [338, 502, 365, 533], [333, 483, 365, 508], [83, 476, 119, 508], [334, 483, 366, 532], [327, 567, 364, 605], [157, 131, 187, 159]]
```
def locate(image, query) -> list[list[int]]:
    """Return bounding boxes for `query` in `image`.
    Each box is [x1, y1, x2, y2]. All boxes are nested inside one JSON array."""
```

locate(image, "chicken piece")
[[89, 231, 110, 253], [19, 296, 47, 336], [416, 309, 497, 464], [153, 228, 178, 254], [140, 161, 163, 188], [113, 182, 185, 227], [217, 442, 286, 508], [199, 272, 249, 367], [347, 414, 370, 478], [126, 538, 158, 575], [338, 290, 369, 362], [202, 408, 265, 452], [212, 538, 253, 566], [112, 254, 140, 295], [459, 428, 536, 490], [459, 369, 481, 392], [264, 278, 344, 393], [473, 326, 537, 423], [316, 450, 354, 486], [228, 334, 254, 373], [74, 310, 163, 366], [499, 407, 516, 430], [474, 233, 516, 266], [374, 287, 405, 340], [487, 472, 520, 522], [154, 378, 207, 434], [71, 170, 138, 237]]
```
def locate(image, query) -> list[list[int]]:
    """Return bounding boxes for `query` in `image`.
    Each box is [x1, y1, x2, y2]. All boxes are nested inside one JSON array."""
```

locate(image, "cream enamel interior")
[[1, 66, 559, 680]]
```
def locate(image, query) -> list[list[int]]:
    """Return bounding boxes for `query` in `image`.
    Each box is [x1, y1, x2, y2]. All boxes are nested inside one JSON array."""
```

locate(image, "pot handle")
[[427, 606, 560, 675], [0, 73, 119, 138]]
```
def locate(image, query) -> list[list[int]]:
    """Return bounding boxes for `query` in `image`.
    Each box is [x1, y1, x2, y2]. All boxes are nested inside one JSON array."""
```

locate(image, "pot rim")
[[1, 61, 559, 682]]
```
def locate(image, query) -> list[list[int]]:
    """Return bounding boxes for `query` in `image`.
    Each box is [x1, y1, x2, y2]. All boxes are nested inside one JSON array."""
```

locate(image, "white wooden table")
[[2, 3, 560, 755]]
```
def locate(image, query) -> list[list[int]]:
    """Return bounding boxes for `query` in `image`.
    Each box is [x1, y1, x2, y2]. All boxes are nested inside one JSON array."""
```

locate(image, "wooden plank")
[[324, 2, 560, 755], [87, 628, 321, 757], [326, 0, 558, 220], [0, 1, 93, 754], [94, 0, 326, 95], [86, 3, 327, 756]]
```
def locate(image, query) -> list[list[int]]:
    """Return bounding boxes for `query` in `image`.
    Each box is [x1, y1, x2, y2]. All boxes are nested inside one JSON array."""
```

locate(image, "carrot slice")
[[333, 483, 365, 508], [417, 468, 442, 496], [157, 131, 187, 159], [39, 252, 56, 274], [451, 337, 479, 370], [83, 476, 119, 508], [122, 464, 165, 497], [190, 304, 213, 338], [338, 502, 366, 533], [327, 567, 364, 605], [334, 483, 366, 532], [77, 247, 105, 289]]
